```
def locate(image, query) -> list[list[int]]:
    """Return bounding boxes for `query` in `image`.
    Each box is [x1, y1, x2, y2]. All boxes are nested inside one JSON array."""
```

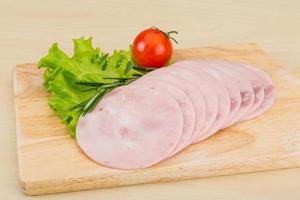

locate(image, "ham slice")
[[203, 60, 266, 122], [169, 60, 231, 143], [132, 77, 196, 156], [194, 61, 242, 128], [162, 64, 219, 143], [76, 59, 276, 170], [239, 63, 276, 120], [205, 61, 256, 125], [76, 85, 183, 169], [183, 67, 231, 142], [213, 61, 265, 122], [138, 67, 206, 149]]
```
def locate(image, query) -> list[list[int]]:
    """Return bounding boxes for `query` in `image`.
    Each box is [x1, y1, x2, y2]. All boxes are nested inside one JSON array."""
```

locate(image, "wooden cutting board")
[[13, 43, 300, 196]]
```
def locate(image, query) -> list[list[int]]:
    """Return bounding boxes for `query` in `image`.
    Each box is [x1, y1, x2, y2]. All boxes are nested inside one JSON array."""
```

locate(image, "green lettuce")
[[38, 37, 139, 138]]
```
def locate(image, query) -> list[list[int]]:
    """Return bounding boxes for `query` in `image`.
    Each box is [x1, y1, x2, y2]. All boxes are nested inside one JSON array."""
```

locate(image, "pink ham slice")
[[75, 59, 276, 170], [138, 68, 206, 150], [170, 60, 231, 143], [238, 63, 276, 120], [163, 64, 219, 143], [184, 70, 230, 142], [213, 61, 265, 122], [205, 60, 256, 125], [194, 62, 242, 128], [76, 85, 183, 169], [204, 60, 265, 122], [132, 77, 196, 156]]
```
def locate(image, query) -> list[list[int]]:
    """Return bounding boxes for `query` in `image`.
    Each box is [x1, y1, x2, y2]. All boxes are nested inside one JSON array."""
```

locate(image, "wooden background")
[[1, 0, 300, 199]]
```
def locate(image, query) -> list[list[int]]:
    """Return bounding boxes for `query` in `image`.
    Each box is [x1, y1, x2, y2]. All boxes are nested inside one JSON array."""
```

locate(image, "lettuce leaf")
[[38, 37, 139, 138]]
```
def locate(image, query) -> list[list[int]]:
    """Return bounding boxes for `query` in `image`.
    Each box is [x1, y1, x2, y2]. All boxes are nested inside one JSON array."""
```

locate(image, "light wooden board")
[[13, 43, 300, 196]]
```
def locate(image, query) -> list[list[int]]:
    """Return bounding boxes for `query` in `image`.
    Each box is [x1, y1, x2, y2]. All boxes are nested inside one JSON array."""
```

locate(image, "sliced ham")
[[206, 61, 256, 125], [204, 60, 267, 122], [184, 67, 231, 142], [76, 59, 276, 170], [214, 61, 265, 121], [169, 60, 231, 143], [239, 63, 276, 120], [132, 77, 196, 156], [192, 61, 242, 128], [139, 67, 206, 149], [76, 85, 183, 169], [162, 64, 219, 142]]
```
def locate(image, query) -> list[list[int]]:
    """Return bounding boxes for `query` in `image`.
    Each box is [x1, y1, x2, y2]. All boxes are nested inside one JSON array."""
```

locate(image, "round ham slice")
[[215, 61, 265, 121], [188, 59, 267, 124], [170, 60, 231, 143], [76, 85, 183, 169], [132, 77, 196, 156], [239, 63, 276, 120], [163, 64, 219, 143], [182, 70, 230, 142], [143, 67, 207, 148], [191, 61, 242, 128], [75, 59, 276, 170], [145, 68, 207, 146], [205, 60, 256, 125]]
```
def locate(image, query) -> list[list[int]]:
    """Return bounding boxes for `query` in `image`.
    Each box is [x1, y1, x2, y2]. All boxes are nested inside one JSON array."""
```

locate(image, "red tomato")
[[131, 27, 178, 68]]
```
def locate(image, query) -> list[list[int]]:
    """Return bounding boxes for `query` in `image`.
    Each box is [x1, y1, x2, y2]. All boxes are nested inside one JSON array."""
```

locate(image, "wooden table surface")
[[1, 0, 300, 199]]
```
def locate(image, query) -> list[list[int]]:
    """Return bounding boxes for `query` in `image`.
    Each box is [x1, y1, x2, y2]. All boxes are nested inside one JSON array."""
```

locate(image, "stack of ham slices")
[[76, 59, 276, 170]]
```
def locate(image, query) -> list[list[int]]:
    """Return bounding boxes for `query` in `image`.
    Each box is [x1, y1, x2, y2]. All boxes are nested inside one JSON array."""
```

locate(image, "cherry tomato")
[[131, 27, 178, 68]]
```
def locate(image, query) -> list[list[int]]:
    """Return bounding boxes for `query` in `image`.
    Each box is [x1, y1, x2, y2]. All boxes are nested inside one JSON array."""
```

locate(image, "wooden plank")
[[13, 43, 300, 195]]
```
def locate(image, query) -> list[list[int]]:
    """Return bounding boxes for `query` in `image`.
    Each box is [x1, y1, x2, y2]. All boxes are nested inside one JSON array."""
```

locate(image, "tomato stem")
[[165, 31, 178, 44], [151, 26, 178, 44]]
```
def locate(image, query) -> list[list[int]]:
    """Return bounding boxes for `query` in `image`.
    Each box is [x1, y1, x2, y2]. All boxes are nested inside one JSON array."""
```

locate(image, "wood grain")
[[13, 43, 300, 195]]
